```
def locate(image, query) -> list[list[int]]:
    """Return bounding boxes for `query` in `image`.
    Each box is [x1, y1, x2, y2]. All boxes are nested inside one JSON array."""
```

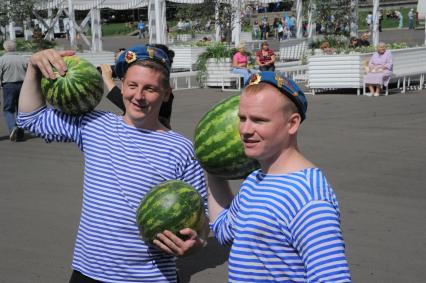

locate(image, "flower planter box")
[[205, 58, 234, 87], [170, 46, 206, 71], [308, 53, 371, 95], [308, 47, 426, 95]]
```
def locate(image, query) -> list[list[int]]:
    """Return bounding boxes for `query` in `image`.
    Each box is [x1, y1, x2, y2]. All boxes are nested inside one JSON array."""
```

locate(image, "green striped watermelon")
[[136, 180, 205, 244], [41, 55, 104, 115], [194, 94, 259, 180]]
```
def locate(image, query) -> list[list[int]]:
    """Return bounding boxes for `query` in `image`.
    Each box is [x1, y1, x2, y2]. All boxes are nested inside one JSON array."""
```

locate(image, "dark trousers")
[[69, 270, 181, 283], [2, 82, 23, 133], [69, 271, 102, 283], [259, 65, 275, 72]]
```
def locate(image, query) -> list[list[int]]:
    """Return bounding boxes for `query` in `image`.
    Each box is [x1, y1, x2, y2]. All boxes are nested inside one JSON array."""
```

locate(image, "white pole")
[[372, 0, 379, 47], [154, 0, 161, 44], [215, 1, 220, 41], [160, 0, 167, 44], [68, 0, 76, 49], [91, 7, 103, 52], [47, 8, 54, 41], [234, 0, 241, 46], [307, 0, 315, 38], [148, 0, 154, 43], [350, 0, 359, 38], [296, 0, 303, 38], [8, 22, 16, 41]]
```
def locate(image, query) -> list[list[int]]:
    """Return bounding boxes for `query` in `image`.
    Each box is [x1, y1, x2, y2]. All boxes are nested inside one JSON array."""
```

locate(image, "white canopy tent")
[[34, 0, 204, 50]]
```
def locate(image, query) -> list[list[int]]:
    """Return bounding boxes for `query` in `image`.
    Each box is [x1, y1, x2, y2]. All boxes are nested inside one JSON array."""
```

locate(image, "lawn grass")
[[358, 7, 417, 30]]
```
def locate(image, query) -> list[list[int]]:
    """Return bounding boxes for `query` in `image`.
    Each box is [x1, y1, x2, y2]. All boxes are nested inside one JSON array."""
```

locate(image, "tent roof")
[[35, 0, 204, 11]]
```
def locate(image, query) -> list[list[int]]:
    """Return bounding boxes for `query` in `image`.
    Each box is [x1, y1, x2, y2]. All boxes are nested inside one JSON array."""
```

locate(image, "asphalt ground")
[[1, 30, 426, 282]]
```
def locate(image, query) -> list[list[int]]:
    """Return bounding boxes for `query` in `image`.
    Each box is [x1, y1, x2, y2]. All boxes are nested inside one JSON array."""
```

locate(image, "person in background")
[[366, 12, 373, 32], [17, 45, 208, 282], [320, 41, 334, 55], [350, 37, 361, 48], [408, 9, 415, 30], [232, 43, 252, 85], [359, 33, 370, 46], [0, 40, 27, 141], [207, 71, 352, 282], [252, 20, 260, 40], [101, 46, 174, 129], [364, 42, 393, 97], [138, 19, 145, 39], [397, 11, 403, 29], [255, 41, 276, 71]]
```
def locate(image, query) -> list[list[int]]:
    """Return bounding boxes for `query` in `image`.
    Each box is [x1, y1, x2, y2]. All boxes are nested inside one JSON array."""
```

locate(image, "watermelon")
[[41, 55, 104, 115], [136, 180, 205, 244], [194, 94, 259, 180]]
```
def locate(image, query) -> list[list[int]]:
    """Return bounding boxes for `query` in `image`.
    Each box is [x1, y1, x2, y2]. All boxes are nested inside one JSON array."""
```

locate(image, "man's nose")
[[239, 121, 253, 135], [134, 88, 146, 100]]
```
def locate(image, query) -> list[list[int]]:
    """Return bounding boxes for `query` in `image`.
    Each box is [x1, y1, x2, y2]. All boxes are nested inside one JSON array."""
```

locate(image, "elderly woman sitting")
[[364, 42, 393, 97]]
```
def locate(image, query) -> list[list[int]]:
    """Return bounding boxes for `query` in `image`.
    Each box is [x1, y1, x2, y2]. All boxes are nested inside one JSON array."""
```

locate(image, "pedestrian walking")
[[408, 9, 415, 30], [366, 12, 373, 31], [138, 19, 145, 39], [0, 40, 27, 141]]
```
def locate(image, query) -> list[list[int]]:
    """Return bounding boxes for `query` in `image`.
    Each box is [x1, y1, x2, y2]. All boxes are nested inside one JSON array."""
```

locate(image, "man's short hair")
[[3, 40, 16, 52]]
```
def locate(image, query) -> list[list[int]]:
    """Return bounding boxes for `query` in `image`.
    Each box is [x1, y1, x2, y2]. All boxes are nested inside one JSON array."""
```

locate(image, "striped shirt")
[[211, 168, 351, 283], [17, 107, 207, 283]]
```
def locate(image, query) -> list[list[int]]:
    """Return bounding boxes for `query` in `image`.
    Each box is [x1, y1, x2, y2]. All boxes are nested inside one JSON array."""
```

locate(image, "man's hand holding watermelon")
[[153, 226, 208, 257]]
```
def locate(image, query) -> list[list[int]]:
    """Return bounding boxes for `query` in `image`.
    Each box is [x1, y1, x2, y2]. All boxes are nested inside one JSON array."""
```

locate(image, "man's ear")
[[288, 112, 301, 135], [163, 87, 172, 102]]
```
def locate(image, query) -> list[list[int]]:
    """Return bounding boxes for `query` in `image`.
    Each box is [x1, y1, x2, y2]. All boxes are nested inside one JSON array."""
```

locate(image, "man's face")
[[238, 85, 296, 166], [262, 44, 269, 50], [121, 65, 170, 129]]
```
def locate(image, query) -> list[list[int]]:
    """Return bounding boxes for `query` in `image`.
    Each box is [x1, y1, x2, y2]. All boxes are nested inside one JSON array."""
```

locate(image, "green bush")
[[195, 42, 236, 84], [0, 39, 56, 52]]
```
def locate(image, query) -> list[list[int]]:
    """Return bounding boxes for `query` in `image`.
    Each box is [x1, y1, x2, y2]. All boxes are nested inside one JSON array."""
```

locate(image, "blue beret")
[[115, 44, 172, 78], [246, 71, 308, 122]]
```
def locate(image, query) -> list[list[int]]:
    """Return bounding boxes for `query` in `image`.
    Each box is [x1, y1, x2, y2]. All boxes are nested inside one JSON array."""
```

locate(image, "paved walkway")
[[1, 85, 426, 282]]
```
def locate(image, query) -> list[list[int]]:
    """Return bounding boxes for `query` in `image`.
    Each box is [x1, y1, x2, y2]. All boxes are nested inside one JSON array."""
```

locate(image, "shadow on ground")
[[176, 237, 230, 283]]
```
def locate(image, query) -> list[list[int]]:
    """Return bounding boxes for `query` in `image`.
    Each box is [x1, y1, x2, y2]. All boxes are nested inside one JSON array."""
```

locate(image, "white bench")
[[170, 46, 206, 72], [170, 71, 199, 90], [220, 73, 243, 92], [76, 51, 115, 67], [279, 39, 308, 62], [363, 47, 426, 95]]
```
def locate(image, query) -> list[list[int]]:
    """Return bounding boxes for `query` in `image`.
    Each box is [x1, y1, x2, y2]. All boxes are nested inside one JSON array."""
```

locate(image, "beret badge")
[[125, 51, 137, 64], [147, 47, 155, 59], [249, 74, 262, 86]]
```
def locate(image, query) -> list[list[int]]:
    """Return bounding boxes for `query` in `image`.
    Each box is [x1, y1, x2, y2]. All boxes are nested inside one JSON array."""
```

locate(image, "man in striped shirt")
[[17, 45, 208, 283], [207, 72, 351, 282]]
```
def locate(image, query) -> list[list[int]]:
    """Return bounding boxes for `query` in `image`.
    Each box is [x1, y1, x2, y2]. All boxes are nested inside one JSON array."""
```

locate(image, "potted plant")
[[195, 42, 236, 87]]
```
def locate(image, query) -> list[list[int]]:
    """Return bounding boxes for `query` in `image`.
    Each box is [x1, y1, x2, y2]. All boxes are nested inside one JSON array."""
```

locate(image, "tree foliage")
[[0, 0, 40, 26], [311, 0, 354, 36]]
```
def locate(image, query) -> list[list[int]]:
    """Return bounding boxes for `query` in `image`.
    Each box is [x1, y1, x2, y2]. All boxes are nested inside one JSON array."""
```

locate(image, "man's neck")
[[260, 147, 314, 175]]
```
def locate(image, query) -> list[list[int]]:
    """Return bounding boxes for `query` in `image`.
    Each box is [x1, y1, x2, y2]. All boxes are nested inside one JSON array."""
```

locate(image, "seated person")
[[364, 42, 393, 97], [320, 41, 334, 55], [350, 37, 361, 48], [359, 33, 370, 46], [231, 43, 252, 85], [255, 41, 276, 71]]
